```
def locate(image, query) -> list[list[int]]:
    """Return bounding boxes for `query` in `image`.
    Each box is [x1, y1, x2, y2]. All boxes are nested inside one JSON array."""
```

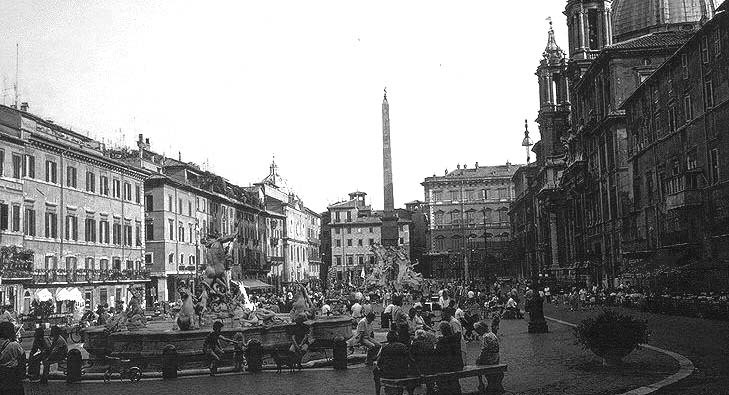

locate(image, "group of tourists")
[[370, 293, 502, 395]]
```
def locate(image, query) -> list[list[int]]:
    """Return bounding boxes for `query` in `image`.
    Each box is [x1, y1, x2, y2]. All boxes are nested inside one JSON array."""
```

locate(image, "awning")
[[239, 279, 273, 290], [35, 289, 53, 302], [55, 287, 84, 302]]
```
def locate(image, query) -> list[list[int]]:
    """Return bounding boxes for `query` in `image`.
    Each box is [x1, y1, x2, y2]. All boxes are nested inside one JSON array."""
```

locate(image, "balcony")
[[665, 189, 702, 210], [32, 269, 151, 284]]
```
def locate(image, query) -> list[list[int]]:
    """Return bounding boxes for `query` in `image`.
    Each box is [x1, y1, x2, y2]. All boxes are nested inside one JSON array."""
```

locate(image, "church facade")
[[512, 0, 722, 288]]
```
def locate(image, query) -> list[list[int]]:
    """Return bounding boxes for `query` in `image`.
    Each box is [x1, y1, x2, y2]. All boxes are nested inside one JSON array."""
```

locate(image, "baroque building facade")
[[622, 1, 729, 289], [0, 104, 150, 314], [511, 0, 719, 288], [423, 163, 520, 279]]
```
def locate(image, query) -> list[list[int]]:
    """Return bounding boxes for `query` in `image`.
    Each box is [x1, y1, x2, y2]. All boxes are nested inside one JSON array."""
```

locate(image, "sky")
[[0, 1, 571, 213]]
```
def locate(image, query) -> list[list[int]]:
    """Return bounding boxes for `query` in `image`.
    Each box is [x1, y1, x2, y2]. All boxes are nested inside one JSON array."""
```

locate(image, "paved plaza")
[[23, 316, 682, 395]]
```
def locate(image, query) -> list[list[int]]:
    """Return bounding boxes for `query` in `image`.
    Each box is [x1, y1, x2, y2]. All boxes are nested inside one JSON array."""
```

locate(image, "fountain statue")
[[367, 244, 423, 291]]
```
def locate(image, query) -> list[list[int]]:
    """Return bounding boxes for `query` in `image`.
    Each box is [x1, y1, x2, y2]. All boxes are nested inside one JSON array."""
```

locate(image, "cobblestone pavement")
[[23, 316, 679, 395], [544, 303, 729, 395]]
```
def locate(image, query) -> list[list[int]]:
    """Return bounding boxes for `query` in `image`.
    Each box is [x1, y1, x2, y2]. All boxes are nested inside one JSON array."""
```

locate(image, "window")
[[346, 211, 352, 222], [178, 222, 185, 242], [112, 179, 121, 198], [168, 195, 173, 211], [23, 208, 36, 236], [335, 256, 342, 266], [714, 27, 722, 56], [44, 212, 58, 238], [168, 219, 174, 240], [11, 204, 20, 232], [99, 289, 107, 306], [358, 256, 364, 265], [112, 222, 122, 245], [188, 201, 192, 216], [347, 255, 354, 266], [85, 257, 95, 271], [334, 227, 340, 235], [432, 191, 442, 202], [24, 155, 35, 178], [178, 198, 183, 214], [145, 253, 152, 265], [703, 80, 714, 109], [99, 258, 109, 270], [347, 239, 352, 246], [113, 258, 121, 271], [681, 53, 689, 79], [100, 176, 109, 196], [85, 218, 96, 242], [85, 171, 95, 192], [123, 223, 132, 246], [335, 239, 341, 247], [135, 185, 141, 204], [145, 195, 153, 211], [683, 95, 693, 121], [0, 150, 3, 176], [346, 228, 352, 234], [66, 166, 77, 188], [701, 35, 709, 63], [335, 211, 340, 222], [100, 220, 110, 243], [145, 221, 153, 241], [123, 182, 132, 201], [709, 149, 720, 184], [357, 239, 363, 246], [588, 9, 599, 49], [450, 190, 461, 202], [12, 153, 22, 179], [45, 160, 57, 183], [668, 106, 677, 133], [368, 226, 373, 233]]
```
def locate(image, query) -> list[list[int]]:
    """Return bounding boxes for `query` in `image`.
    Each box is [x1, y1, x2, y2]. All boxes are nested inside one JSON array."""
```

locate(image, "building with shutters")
[[0, 103, 150, 314]]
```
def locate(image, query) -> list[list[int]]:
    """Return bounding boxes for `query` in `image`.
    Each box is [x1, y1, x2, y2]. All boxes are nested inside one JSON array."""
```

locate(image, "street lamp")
[[522, 119, 534, 164]]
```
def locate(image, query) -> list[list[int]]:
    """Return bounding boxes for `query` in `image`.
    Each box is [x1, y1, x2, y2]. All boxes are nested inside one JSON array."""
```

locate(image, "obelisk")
[[381, 88, 399, 247]]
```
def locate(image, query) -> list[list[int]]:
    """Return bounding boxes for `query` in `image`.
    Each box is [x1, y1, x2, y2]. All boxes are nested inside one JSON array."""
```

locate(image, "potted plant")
[[574, 310, 648, 366]]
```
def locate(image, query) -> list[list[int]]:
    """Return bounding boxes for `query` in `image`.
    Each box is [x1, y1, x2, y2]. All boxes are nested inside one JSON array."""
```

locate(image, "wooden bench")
[[376, 364, 507, 395]]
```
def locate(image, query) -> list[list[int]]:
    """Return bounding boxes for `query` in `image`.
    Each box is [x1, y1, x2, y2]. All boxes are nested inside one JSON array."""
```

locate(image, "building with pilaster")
[[422, 163, 520, 279], [621, 1, 729, 290], [0, 104, 150, 314]]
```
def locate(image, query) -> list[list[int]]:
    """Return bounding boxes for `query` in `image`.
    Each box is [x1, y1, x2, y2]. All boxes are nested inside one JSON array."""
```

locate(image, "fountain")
[[83, 228, 352, 367]]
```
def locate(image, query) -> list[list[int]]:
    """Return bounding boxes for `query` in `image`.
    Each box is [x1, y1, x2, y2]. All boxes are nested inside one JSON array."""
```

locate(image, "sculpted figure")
[[176, 283, 196, 330]]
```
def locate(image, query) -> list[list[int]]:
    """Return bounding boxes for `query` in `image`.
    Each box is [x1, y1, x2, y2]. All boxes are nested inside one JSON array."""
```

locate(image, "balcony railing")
[[32, 268, 151, 283]]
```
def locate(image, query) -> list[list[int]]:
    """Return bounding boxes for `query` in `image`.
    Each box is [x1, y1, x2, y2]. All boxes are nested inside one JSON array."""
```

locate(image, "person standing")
[[0, 321, 25, 395], [28, 328, 49, 381], [390, 295, 409, 345], [40, 326, 67, 384]]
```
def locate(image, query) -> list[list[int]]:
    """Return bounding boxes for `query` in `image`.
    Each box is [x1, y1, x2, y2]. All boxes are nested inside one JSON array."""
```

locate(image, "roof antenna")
[[14, 43, 19, 109]]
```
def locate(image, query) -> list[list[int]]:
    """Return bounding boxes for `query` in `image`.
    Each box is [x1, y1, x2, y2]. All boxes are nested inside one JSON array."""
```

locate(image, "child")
[[232, 332, 246, 372], [491, 311, 501, 336]]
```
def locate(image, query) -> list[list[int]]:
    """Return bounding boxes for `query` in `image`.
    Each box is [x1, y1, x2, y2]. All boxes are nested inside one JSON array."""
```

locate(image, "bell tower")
[[536, 21, 570, 159], [564, 0, 613, 61]]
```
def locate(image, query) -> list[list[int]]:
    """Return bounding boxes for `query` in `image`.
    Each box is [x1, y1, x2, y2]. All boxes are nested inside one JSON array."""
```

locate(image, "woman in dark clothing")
[[28, 327, 49, 380], [435, 321, 464, 395], [409, 329, 436, 376]]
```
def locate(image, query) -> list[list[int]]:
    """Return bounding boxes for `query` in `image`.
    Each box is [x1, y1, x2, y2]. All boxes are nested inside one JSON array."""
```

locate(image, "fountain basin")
[[83, 316, 353, 362]]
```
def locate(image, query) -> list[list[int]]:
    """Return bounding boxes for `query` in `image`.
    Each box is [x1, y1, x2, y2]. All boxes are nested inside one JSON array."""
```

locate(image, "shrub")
[[574, 310, 648, 359]]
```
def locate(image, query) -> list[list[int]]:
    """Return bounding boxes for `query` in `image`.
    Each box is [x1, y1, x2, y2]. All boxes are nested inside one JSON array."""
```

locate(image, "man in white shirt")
[[351, 301, 363, 319]]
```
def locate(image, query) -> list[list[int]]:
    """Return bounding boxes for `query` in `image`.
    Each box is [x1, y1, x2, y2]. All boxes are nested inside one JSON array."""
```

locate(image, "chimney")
[[145, 138, 149, 145], [464, 163, 468, 169], [20, 102, 28, 112], [456, 164, 460, 169], [445, 169, 448, 175], [475, 162, 479, 169], [138, 133, 143, 143], [178, 151, 182, 161]]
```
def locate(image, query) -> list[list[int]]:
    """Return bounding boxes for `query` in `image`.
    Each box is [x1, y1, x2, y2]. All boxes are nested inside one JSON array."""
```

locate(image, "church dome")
[[613, 0, 719, 42]]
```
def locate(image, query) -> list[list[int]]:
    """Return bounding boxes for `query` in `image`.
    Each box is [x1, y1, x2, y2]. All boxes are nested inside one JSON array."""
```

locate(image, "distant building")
[[622, 1, 729, 289], [327, 192, 410, 283], [0, 104, 150, 314], [112, 135, 274, 302], [422, 163, 521, 279], [254, 160, 320, 285], [402, 201, 429, 276]]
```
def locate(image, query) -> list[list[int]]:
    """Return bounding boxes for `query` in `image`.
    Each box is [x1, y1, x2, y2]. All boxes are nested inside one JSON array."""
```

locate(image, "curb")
[[545, 315, 695, 395], [41, 354, 368, 383]]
